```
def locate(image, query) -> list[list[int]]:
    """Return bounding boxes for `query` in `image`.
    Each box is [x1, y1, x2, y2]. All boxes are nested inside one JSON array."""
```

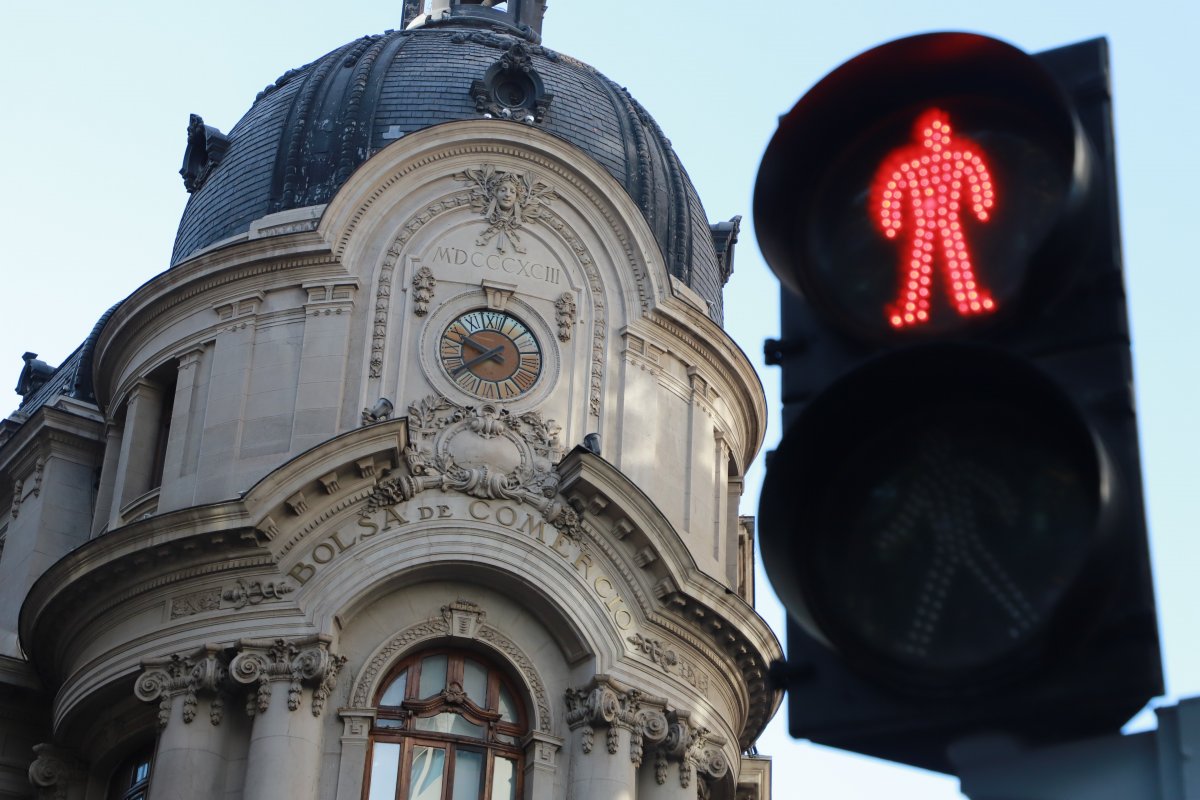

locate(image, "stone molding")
[[27, 743, 85, 800], [135, 644, 229, 729], [229, 635, 346, 718]]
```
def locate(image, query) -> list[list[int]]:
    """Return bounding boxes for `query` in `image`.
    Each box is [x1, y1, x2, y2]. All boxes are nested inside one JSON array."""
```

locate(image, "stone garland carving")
[[222, 579, 294, 610], [28, 743, 84, 800], [626, 633, 710, 695], [135, 646, 228, 729], [229, 636, 346, 718], [554, 292, 576, 342], [361, 396, 582, 540], [170, 590, 222, 619], [411, 265, 436, 316], [369, 194, 475, 378], [170, 580, 294, 619], [457, 166, 558, 254], [11, 479, 22, 518], [32, 458, 44, 497]]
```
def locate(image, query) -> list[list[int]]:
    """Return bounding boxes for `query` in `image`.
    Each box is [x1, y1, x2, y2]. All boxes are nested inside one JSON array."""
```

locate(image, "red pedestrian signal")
[[872, 109, 997, 328]]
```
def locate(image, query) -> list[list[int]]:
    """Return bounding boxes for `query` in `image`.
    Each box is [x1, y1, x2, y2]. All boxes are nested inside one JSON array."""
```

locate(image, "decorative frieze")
[[222, 579, 294, 610], [229, 635, 346, 718]]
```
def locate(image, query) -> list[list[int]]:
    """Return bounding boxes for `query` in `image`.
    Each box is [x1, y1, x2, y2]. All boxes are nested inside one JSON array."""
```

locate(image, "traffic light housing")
[[755, 33, 1161, 774]]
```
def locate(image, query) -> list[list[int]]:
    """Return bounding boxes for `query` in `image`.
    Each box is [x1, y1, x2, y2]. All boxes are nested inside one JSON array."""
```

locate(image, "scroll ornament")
[[135, 646, 228, 729], [228, 636, 346, 718]]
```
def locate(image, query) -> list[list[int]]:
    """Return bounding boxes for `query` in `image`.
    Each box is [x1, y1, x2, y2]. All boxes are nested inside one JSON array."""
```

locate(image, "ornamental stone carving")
[[28, 743, 84, 800], [228, 635, 346, 718], [135, 645, 229, 728], [457, 166, 558, 254], [363, 395, 581, 539], [564, 677, 669, 767], [412, 265, 437, 316], [554, 292, 576, 342]]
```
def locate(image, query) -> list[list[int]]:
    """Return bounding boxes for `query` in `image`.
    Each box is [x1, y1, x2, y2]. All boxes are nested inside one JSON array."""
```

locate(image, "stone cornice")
[[0, 403, 105, 480]]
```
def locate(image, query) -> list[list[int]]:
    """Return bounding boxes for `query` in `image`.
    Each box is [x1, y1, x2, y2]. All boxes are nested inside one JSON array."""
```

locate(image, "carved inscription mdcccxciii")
[[430, 246, 562, 286]]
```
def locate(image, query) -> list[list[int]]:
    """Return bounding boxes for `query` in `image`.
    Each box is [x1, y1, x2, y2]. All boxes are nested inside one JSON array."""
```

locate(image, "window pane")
[[497, 684, 517, 723], [491, 757, 517, 800], [380, 670, 408, 706], [368, 743, 401, 800], [376, 718, 404, 729], [418, 655, 447, 698], [407, 746, 446, 800], [451, 749, 483, 800], [462, 659, 487, 706], [414, 712, 485, 739]]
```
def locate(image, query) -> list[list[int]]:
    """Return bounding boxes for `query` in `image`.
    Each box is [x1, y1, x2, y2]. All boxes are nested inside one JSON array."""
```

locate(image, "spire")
[[403, 0, 547, 40]]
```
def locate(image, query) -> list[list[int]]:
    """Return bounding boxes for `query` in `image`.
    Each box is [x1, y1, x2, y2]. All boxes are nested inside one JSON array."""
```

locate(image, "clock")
[[438, 309, 543, 400]]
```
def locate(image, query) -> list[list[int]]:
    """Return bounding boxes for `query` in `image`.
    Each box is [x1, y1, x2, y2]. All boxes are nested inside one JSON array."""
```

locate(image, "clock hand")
[[461, 334, 506, 364], [452, 345, 506, 376]]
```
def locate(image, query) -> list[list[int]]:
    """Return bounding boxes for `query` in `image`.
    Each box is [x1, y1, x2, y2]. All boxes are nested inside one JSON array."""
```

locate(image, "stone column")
[[565, 677, 664, 800], [91, 422, 123, 537], [27, 743, 86, 800], [134, 645, 229, 800], [108, 380, 164, 528], [230, 636, 345, 800]]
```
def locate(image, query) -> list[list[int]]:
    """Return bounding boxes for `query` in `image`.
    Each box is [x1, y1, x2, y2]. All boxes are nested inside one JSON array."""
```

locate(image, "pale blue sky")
[[3, 2, 1197, 797]]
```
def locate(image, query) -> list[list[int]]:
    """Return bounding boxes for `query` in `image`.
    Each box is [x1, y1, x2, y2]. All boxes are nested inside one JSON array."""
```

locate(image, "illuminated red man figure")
[[873, 109, 997, 328]]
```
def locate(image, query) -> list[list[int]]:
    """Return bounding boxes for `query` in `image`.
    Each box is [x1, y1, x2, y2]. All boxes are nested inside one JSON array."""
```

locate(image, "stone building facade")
[[0, 3, 780, 798]]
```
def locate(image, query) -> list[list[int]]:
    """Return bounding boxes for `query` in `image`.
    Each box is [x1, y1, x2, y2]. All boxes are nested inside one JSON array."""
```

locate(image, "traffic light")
[[754, 33, 1162, 774]]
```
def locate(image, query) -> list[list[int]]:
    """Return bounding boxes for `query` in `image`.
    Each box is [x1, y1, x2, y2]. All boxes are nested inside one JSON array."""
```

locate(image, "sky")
[[2, 1, 1198, 797]]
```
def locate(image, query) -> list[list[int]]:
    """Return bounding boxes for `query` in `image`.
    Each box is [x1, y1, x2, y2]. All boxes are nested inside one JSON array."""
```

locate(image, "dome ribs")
[[628, 93, 693, 287], [276, 39, 365, 209], [335, 33, 400, 186]]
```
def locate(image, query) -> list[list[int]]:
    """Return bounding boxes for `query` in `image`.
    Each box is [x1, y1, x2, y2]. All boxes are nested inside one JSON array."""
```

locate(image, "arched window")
[[365, 648, 527, 800], [107, 746, 152, 800]]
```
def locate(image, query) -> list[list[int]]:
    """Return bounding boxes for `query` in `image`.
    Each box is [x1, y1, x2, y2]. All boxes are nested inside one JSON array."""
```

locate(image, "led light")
[[870, 108, 998, 328]]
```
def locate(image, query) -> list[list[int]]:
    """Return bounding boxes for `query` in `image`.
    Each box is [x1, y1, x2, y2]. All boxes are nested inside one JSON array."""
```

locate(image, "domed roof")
[[172, 14, 735, 321]]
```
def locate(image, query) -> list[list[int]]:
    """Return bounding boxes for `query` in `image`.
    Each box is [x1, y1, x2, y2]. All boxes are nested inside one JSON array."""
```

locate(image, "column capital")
[[28, 743, 86, 800], [564, 676, 669, 767], [230, 635, 346, 717], [135, 644, 228, 728]]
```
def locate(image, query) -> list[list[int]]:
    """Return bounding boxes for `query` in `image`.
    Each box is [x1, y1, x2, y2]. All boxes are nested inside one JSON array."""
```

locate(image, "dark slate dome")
[[172, 8, 736, 322]]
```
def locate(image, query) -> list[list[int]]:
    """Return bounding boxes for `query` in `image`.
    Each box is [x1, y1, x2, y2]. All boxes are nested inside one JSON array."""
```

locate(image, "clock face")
[[438, 310, 543, 400]]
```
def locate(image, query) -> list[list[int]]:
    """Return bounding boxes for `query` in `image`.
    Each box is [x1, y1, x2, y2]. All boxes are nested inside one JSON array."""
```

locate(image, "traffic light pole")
[[954, 696, 1200, 799]]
